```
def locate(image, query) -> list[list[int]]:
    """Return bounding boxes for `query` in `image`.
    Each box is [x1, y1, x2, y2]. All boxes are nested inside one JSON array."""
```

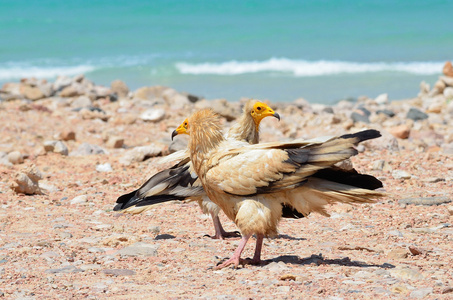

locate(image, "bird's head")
[[250, 101, 280, 130], [171, 118, 189, 140]]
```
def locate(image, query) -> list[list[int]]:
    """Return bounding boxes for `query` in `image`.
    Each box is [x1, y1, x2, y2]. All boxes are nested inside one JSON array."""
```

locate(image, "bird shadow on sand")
[[277, 234, 307, 241], [263, 253, 395, 269]]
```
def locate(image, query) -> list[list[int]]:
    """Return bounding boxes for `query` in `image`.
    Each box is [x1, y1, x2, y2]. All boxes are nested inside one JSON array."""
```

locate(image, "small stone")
[[7, 151, 24, 164], [96, 163, 113, 172], [59, 130, 76, 141], [398, 196, 451, 206], [387, 249, 408, 259], [140, 109, 166, 122], [444, 87, 453, 99], [11, 166, 43, 195], [375, 93, 388, 104], [70, 195, 88, 205], [45, 266, 84, 274], [410, 287, 433, 299], [408, 246, 423, 256], [443, 61, 453, 77], [406, 108, 428, 121], [389, 124, 410, 139], [43, 140, 58, 152], [388, 230, 404, 237], [116, 242, 159, 257], [69, 143, 108, 156], [376, 109, 395, 117], [351, 111, 369, 123], [279, 274, 296, 281], [106, 136, 124, 149], [390, 267, 423, 280], [372, 160, 386, 171], [119, 144, 164, 165], [71, 95, 92, 108], [53, 141, 69, 156], [447, 205, 453, 216], [147, 226, 161, 234], [392, 170, 411, 180], [20, 85, 45, 101], [441, 287, 453, 294], [111, 80, 129, 98], [103, 269, 136, 276]]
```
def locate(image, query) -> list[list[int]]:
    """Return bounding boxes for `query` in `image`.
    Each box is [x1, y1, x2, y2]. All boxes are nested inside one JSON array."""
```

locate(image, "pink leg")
[[208, 214, 241, 240], [252, 234, 264, 264], [215, 234, 252, 269]]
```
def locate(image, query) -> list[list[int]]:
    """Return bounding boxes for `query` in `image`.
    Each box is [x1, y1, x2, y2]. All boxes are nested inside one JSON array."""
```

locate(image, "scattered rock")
[[408, 246, 423, 256], [59, 130, 76, 141], [398, 196, 451, 206], [106, 136, 124, 148], [11, 165, 43, 195], [410, 287, 433, 299], [387, 249, 408, 259], [406, 107, 428, 121], [447, 206, 453, 216], [70, 195, 88, 205], [351, 111, 369, 123], [140, 108, 166, 122], [53, 141, 69, 156], [119, 144, 164, 165], [45, 265, 84, 274], [375, 93, 388, 104], [111, 80, 129, 98], [441, 287, 453, 294], [392, 170, 411, 180], [443, 61, 453, 77], [390, 267, 424, 280], [103, 269, 136, 276], [389, 124, 410, 139], [20, 85, 45, 101], [116, 242, 159, 257], [7, 151, 24, 164], [96, 163, 113, 172], [69, 143, 108, 156]]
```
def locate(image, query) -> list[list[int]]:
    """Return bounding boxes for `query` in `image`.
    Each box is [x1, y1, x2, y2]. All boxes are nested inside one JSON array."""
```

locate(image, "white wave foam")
[[176, 58, 444, 76], [0, 65, 96, 80]]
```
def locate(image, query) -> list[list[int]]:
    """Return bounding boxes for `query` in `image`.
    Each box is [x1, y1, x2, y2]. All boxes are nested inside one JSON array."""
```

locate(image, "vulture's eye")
[[257, 107, 262, 111]]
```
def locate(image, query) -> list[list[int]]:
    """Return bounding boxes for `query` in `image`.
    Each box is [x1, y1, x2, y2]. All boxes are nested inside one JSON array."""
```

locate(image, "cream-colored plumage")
[[179, 109, 385, 269], [114, 100, 280, 239]]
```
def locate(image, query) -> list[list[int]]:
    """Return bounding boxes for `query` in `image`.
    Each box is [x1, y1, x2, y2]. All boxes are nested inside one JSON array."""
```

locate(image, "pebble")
[[53, 141, 69, 155], [43, 140, 57, 152], [116, 242, 159, 257], [448, 206, 453, 216], [410, 287, 433, 299], [390, 267, 423, 280], [7, 151, 24, 164], [140, 108, 166, 122], [69, 143, 108, 156], [398, 196, 451, 206], [70, 195, 88, 205], [406, 107, 428, 121], [389, 124, 410, 139], [45, 265, 84, 274], [119, 144, 164, 165], [387, 249, 408, 259], [11, 166, 43, 195], [388, 230, 404, 237], [392, 170, 411, 180], [59, 130, 76, 141], [106, 136, 124, 148], [102, 269, 136, 276], [96, 163, 113, 172], [372, 159, 386, 171]]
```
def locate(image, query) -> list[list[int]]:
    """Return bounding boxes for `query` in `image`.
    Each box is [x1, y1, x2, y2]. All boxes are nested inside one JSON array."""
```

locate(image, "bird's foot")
[[214, 256, 245, 270], [204, 230, 241, 240]]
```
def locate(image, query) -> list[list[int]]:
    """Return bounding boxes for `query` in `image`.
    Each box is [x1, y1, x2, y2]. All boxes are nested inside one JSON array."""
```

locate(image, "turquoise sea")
[[1, 0, 452, 104]]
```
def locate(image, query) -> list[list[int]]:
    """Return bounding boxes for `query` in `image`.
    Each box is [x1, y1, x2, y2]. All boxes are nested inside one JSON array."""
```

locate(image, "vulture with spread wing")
[[114, 100, 281, 239], [173, 109, 385, 269]]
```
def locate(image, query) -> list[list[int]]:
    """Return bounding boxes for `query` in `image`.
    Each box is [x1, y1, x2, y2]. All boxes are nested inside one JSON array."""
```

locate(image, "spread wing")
[[206, 130, 380, 196], [114, 157, 205, 213]]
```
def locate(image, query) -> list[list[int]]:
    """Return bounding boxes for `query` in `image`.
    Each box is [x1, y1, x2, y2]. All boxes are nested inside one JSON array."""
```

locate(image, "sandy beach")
[[0, 71, 452, 299]]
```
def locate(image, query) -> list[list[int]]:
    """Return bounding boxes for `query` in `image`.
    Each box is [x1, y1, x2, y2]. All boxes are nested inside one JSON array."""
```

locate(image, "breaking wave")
[[176, 58, 444, 76]]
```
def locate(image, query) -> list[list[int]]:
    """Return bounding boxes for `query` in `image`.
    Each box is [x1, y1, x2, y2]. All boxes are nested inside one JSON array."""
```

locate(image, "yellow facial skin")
[[250, 102, 280, 130], [171, 118, 189, 140]]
